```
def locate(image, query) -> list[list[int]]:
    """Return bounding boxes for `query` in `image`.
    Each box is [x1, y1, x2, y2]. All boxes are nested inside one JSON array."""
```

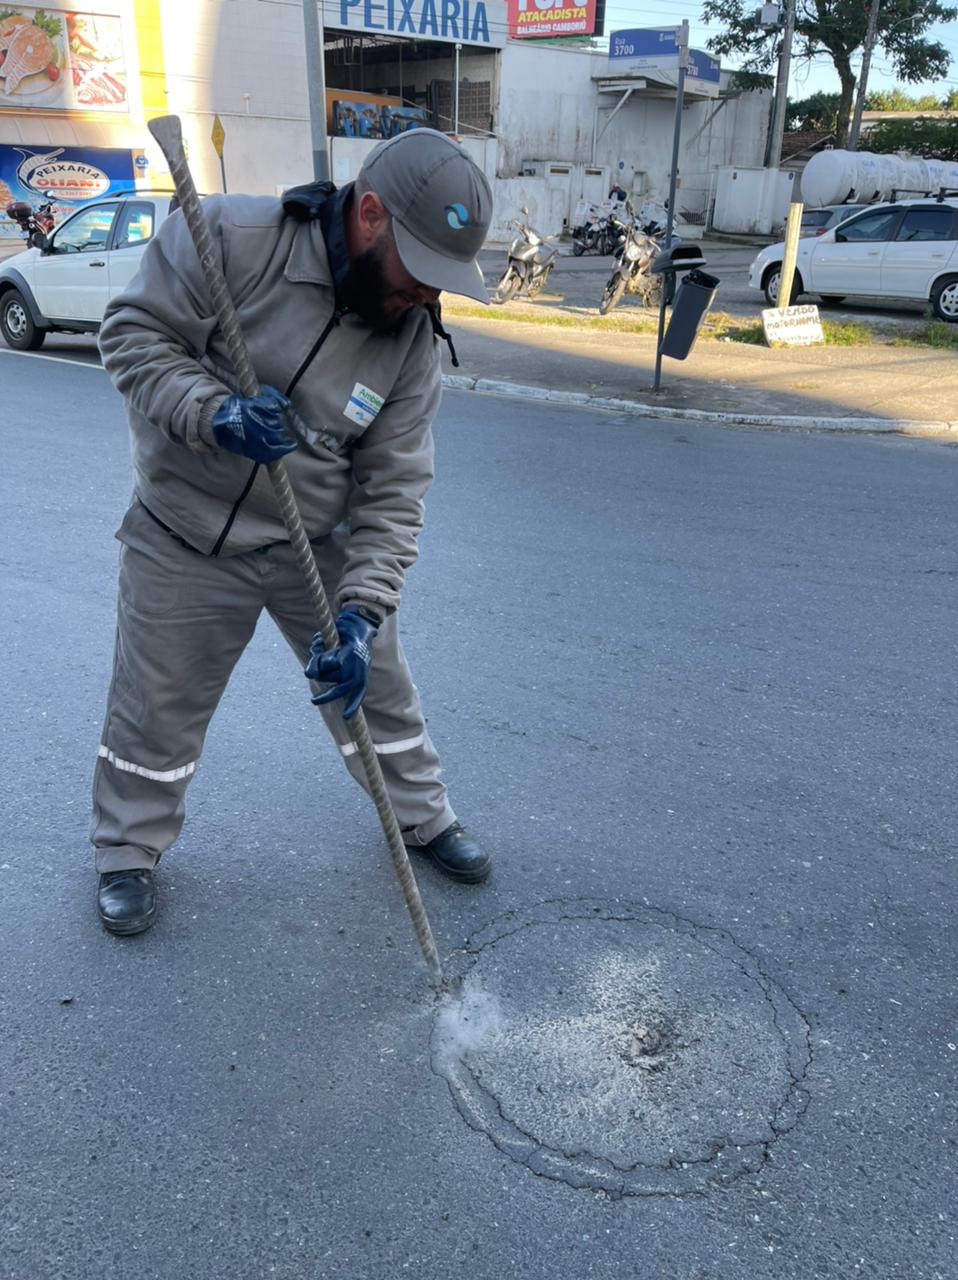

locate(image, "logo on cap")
[[445, 202, 470, 230]]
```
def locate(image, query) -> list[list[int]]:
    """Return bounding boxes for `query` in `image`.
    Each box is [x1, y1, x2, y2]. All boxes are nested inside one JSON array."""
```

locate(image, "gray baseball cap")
[[360, 129, 492, 303]]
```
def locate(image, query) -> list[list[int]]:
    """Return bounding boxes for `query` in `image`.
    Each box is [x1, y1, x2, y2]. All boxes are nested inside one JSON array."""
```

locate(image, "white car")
[[749, 198, 958, 320], [0, 190, 177, 350]]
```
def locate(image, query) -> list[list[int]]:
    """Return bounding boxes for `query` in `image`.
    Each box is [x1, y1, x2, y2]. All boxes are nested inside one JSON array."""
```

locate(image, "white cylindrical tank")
[[802, 148, 958, 206]]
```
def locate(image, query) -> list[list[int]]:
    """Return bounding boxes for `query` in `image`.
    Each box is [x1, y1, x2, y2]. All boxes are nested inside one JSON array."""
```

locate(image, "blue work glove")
[[305, 610, 379, 721], [211, 384, 297, 465]]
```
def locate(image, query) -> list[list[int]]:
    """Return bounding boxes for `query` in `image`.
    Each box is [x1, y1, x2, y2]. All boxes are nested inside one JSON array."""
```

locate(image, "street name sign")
[[608, 28, 720, 97], [761, 304, 825, 348]]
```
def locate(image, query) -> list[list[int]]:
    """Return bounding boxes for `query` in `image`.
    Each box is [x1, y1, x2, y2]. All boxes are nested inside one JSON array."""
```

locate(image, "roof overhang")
[[593, 74, 719, 101]]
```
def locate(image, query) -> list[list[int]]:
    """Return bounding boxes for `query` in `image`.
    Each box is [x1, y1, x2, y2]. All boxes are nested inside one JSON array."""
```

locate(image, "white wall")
[[152, 0, 314, 195], [493, 42, 772, 227], [496, 43, 597, 175], [153, 6, 772, 235]]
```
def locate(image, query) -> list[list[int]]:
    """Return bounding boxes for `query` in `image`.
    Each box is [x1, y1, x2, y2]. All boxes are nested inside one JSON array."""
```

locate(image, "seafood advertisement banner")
[[0, 5, 129, 112], [0, 143, 135, 240], [507, 0, 597, 39]]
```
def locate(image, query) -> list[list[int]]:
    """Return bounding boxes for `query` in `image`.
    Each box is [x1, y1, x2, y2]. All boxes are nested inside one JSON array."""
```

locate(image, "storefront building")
[[0, 1, 167, 256], [1, 1, 771, 254]]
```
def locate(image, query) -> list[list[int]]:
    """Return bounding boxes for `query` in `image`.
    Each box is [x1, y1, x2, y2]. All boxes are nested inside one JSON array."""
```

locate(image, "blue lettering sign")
[[441, 0, 460, 37], [687, 49, 721, 84], [420, 0, 437, 35], [610, 28, 679, 60], [471, 0, 489, 42], [328, 0, 498, 45]]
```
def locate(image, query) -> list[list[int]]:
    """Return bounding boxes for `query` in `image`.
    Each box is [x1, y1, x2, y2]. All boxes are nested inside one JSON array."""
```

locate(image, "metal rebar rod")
[[147, 114, 443, 986]]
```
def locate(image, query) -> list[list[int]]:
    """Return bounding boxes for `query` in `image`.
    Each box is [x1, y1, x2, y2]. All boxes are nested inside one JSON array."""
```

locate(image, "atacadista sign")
[[322, 0, 509, 47], [508, 0, 597, 38]]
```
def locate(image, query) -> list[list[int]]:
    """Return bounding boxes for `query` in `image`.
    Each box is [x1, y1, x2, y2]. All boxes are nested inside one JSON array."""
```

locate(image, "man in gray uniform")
[[93, 129, 493, 935]]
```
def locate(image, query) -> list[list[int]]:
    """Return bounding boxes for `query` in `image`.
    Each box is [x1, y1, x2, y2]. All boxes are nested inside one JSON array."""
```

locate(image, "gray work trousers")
[[91, 501, 455, 873]]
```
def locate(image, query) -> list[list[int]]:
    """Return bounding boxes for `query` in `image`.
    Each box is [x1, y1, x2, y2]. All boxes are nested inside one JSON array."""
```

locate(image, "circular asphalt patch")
[[431, 900, 811, 1197]]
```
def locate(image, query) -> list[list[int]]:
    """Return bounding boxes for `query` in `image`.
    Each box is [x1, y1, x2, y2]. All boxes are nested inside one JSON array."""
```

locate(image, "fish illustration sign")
[[0, 4, 129, 112], [0, 144, 135, 241], [322, 0, 509, 46]]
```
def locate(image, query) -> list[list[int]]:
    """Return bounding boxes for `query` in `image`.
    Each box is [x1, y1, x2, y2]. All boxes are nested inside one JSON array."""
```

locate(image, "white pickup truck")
[[0, 190, 178, 350]]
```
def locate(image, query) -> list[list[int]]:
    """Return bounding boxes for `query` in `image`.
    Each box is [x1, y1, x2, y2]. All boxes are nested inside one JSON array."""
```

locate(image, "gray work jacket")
[[98, 194, 441, 618]]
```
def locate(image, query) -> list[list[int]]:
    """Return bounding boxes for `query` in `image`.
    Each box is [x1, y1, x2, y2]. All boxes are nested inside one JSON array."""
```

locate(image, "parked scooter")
[[571, 205, 612, 256], [571, 212, 604, 256], [572, 196, 636, 256], [4, 197, 58, 244], [492, 209, 559, 303], [598, 215, 678, 315]]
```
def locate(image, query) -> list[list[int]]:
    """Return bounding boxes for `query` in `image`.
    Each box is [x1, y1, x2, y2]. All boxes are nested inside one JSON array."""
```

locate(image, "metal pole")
[[453, 42, 461, 134], [776, 200, 803, 307], [764, 0, 796, 170], [848, 0, 881, 150], [219, 154, 228, 194], [653, 21, 687, 394], [302, 0, 329, 181]]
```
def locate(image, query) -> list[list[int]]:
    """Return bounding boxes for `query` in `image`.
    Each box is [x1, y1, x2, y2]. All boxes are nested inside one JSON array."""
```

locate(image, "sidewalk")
[[439, 305, 958, 432]]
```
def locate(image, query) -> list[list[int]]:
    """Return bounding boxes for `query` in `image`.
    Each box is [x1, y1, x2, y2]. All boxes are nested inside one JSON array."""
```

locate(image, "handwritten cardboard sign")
[[762, 304, 825, 348]]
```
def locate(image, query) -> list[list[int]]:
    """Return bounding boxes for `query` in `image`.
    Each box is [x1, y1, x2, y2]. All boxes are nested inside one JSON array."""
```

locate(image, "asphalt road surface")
[[2, 345, 956, 1278]]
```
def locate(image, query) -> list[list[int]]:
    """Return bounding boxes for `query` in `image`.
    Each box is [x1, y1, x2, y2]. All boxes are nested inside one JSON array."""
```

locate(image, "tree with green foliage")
[[865, 87, 946, 110], [702, 0, 956, 145], [786, 91, 842, 131], [861, 115, 958, 159]]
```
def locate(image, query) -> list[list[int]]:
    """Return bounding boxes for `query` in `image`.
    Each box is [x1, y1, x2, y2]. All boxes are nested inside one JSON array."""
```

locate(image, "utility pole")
[[764, 0, 796, 169], [848, 0, 881, 149], [652, 20, 688, 394], [302, 0, 329, 181]]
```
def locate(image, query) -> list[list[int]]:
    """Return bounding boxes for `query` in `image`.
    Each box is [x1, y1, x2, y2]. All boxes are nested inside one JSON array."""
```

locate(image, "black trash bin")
[[660, 268, 720, 360]]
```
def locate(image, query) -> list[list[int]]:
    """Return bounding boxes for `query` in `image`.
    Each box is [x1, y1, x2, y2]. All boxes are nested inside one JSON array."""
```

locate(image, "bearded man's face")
[[342, 226, 441, 333]]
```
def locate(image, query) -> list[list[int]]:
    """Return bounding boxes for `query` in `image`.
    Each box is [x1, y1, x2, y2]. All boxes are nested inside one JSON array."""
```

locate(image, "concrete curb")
[[441, 374, 958, 439]]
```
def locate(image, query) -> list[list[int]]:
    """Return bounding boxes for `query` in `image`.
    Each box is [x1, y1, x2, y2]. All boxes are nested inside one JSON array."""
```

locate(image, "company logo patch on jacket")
[[344, 383, 384, 429]]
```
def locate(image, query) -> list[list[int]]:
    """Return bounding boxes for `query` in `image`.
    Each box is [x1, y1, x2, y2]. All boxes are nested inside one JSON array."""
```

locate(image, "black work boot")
[[97, 869, 157, 936], [408, 822, 491, 884]]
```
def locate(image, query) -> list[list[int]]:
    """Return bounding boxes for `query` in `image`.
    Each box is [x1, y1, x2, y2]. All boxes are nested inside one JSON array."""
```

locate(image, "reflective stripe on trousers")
[[91, 501, 455, 873]]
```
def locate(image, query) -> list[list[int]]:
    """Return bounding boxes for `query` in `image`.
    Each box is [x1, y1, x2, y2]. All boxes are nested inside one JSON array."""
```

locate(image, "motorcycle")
[[571, 197, 632, 256], [492, 209, 559, 304], [4, 197, 58, 246], [571, 214, 602, 256], [571, 205, 611, 256], [598, 215, 678, 315]]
